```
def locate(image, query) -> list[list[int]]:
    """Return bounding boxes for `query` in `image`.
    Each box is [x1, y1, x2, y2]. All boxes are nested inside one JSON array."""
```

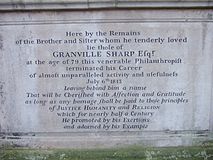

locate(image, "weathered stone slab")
[[0, 9, 213, 148]]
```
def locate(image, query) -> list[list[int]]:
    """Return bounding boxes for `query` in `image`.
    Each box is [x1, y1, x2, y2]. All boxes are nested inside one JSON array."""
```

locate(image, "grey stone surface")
[[0, 0, 212, 10], [0, 9, 213, 148]]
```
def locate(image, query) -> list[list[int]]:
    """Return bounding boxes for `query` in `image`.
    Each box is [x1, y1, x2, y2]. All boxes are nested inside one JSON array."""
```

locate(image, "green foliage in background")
[[1, 142, 213, 160]]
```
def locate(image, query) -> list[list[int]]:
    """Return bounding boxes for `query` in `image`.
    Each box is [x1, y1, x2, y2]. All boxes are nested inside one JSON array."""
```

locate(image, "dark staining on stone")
[[12, 132, 22, 137], [10, 132, 35, 137], [196, 130, 208, 135], [0, 132, 36, 140], [195, 130, 209, 137], [0, 81, 4, 93], [0, 132, 6, 139], [0, 81, 6, 104], [198, 134, 208, 137], [7, 137, 21, 140], [170, 135, 182, 138], [0, 132, 22, 140], [207, 13, 213, 20], [172, 131, 179, 134], [164, 130, 179, 134], [0, 34, 3, 50]]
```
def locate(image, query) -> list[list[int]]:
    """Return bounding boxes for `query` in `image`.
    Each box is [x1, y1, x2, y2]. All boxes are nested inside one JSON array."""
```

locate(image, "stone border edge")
[[0, 0, 212, 11], [1, 131, 213, 149]]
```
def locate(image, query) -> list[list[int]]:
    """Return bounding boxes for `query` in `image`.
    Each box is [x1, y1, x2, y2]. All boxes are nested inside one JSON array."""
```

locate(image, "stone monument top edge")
[[0, 0, 212, 11]]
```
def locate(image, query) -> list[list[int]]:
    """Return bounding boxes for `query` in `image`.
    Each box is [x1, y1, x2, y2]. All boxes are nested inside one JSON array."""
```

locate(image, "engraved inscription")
[[0, 11, 212, 133]]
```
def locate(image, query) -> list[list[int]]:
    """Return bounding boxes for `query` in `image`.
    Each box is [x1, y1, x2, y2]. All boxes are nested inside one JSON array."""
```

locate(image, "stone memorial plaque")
[[0, 10, 213, 148]]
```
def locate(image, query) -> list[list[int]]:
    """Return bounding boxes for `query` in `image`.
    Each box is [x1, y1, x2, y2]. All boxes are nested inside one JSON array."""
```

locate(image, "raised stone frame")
[[0, 0, 213, 149]]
